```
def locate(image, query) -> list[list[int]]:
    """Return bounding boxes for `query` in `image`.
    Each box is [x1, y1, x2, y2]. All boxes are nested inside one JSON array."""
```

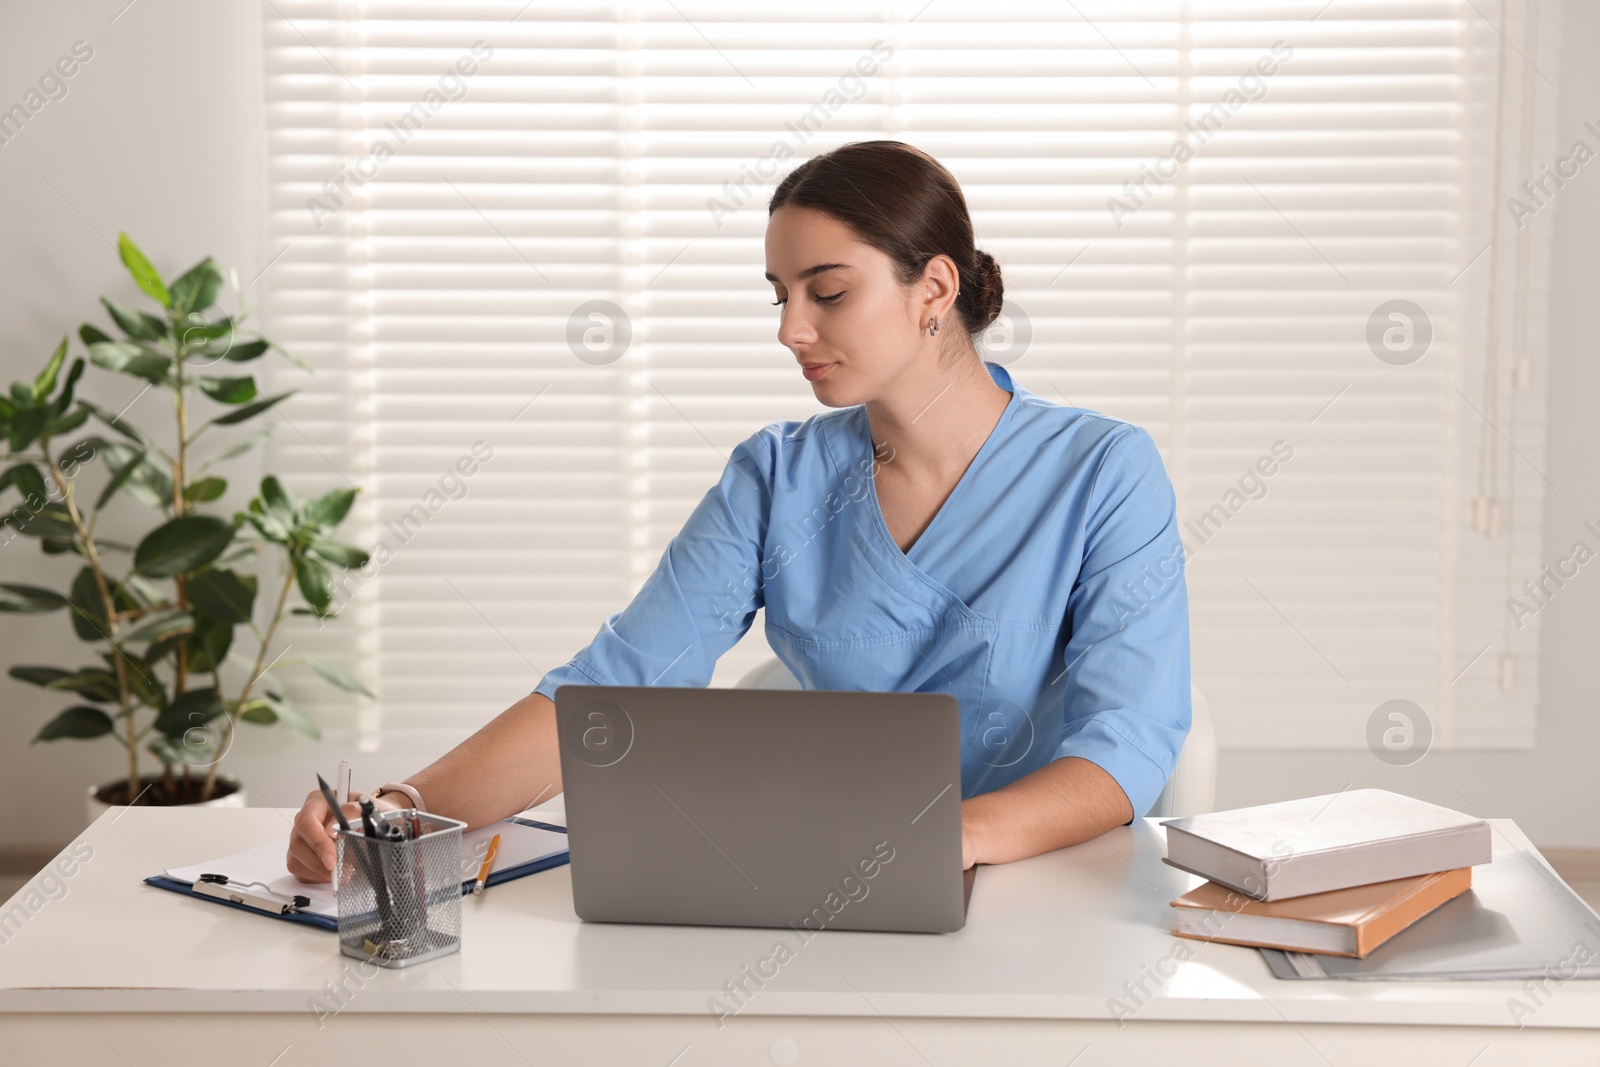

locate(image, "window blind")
[[261, 0, 1557, 751]]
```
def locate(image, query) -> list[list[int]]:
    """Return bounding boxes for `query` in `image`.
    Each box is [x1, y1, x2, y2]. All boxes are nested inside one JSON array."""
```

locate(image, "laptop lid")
[[554, 684, 972, 934]]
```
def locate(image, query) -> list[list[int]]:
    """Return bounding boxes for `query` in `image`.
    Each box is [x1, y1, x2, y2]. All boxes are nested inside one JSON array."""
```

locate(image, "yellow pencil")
[[472, 833, 502, 895]]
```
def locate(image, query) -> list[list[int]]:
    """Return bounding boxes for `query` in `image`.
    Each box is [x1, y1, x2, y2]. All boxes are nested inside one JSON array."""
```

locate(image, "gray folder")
[[1260, 849, 1600, 980]]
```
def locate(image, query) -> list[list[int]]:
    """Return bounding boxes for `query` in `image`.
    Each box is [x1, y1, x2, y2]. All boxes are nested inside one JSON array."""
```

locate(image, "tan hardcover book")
[[1169, 866, 1473, 958]]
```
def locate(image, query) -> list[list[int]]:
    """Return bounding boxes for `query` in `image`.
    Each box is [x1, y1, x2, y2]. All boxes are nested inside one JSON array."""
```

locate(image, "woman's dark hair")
[[768, 140, 1004, 347]]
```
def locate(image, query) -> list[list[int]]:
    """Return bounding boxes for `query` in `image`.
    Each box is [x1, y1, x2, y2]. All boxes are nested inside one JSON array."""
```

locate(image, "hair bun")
[[970, 249, 1005, 333]]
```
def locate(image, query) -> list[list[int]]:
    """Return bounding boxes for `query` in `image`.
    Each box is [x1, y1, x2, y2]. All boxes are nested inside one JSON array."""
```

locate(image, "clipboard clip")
[[195, 873, 312, 915]]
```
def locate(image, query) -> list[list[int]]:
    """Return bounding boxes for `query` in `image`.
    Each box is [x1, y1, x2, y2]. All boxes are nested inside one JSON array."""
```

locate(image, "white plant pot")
[[85, 772, 247, 825]]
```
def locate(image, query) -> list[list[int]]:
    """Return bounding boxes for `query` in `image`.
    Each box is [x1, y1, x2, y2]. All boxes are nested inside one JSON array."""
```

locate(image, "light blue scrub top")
[[532, 360, 1192, 822]]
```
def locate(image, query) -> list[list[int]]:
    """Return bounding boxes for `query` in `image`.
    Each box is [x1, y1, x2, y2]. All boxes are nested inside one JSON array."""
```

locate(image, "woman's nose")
[[776, 305, 815, 348]]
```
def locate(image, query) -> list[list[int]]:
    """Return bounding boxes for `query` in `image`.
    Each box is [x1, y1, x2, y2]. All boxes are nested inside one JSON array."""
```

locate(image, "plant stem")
[[172, 348, 191, 700], [42, 451, 139, 799], [200, 563, 296, 802]]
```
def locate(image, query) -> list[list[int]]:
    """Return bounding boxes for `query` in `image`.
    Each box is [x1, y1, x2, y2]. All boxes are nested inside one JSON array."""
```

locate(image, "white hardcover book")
[[1160, 788, 1492, 901]]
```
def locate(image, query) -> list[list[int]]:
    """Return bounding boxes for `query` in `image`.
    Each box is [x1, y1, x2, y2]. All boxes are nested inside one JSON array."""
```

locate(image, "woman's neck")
[[863, 352, 1012, 483]]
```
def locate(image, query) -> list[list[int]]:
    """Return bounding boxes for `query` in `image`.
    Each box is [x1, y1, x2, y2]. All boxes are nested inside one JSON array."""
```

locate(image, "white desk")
[[1, 805, 1597, 1065]]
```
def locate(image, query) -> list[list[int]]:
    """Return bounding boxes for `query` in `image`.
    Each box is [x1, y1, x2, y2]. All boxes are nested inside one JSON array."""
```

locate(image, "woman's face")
[[764, 205, 929, 406]]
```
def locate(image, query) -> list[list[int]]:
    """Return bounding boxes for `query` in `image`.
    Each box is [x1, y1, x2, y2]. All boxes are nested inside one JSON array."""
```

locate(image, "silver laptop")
[[553, 684, 977, 934]]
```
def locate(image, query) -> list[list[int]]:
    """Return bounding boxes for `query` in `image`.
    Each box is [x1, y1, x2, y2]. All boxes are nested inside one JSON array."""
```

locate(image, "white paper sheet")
[[163, 815, 568, 920]]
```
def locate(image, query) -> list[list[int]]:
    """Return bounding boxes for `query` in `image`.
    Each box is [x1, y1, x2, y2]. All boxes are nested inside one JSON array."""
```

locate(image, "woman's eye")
[[770, 292, 843, 306]]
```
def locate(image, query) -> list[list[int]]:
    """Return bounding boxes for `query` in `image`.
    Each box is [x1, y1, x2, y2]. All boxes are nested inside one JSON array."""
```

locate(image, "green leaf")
[[97, 441, 172, 510], [44, 668, 120, 704], [89, 341, 171, 383], [197, 376, 258, 405], [79, 323, 113, 347], [222, 339, 269, 363], [146, 734, 184, 765], [100, 297, 167, 342], [79, 400, 153, 448], [7, 407, 45, 452], [120, 655, 167, 711], [302, 487, 357, 529], [261, 476, 295, 519], [257, 690, 321, 739], [119, 572, 164, 606], [169, 258, 223, 317], [2, 500, 77, 542], [134, 514, 235, 577], [186, 568, 256, 624], [212, 540, 260, 568], [186, 612, 233, 673], [44, 408, 90, 436], [242, 509, 291, 544], [184, 477, 227, 504], [0, 583, 70, 613], [49, 358, 87, 417], [117, 608, 194, 644], [304, 656, 375, 698], [144, 631, 185, 667], [95, 447, 149, 511], [307, 538, 368, 569], [154, 687, 225, 739], [0, 463, 49, 507], [177, 315, 232, 345], [68, 565, 110, 641], [9, 666, 71, 688], [35, 706, 116, 742], [56, 437, 96, 471], [118, 233, 171, 307], [293, 553, 334, 616], [238, 698, 276, 725], [32, 337, 68, 403], [207, 391, 293, 428]]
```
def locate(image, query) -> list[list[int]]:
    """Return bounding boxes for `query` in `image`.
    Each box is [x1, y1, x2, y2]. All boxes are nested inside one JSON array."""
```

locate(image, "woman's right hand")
[[286, 788, 402, 883]]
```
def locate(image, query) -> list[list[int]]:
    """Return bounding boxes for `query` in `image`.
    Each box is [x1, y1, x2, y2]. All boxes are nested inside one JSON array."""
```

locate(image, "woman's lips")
[[801, 363, 836, 381]]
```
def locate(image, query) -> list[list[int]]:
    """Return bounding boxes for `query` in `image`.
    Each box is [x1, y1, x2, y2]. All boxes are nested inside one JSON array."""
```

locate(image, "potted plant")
[[0, 234, 372, 820]]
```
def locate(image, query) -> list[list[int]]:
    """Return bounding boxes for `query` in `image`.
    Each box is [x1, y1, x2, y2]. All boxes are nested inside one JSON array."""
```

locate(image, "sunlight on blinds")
[[261, 0, 1557, 751]]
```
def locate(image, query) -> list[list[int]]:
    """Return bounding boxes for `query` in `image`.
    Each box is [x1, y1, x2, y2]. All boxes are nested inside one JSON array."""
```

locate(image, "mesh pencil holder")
[[336, 808, 466, 968]]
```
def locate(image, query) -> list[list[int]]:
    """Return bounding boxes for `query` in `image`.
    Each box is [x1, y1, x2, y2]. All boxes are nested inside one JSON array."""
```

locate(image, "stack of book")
[[1161, 788, 1492, 958]]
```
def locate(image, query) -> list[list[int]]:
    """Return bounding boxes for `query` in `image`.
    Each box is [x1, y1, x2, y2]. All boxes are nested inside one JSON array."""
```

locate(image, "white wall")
[[1, 1, 1596, 852], [0, 0, 267, 847]]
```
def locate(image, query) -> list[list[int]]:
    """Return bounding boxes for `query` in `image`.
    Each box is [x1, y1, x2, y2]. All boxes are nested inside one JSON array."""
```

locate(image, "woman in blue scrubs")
[[288, 140, 1191, 882]]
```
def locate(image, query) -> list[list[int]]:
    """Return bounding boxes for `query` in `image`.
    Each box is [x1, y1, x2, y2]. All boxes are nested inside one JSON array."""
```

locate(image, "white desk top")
[[2, 805, 1596, 1028]]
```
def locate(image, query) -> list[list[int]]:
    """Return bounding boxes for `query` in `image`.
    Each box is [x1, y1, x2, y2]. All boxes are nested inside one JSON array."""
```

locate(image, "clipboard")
[[144, 815, 569, 932]]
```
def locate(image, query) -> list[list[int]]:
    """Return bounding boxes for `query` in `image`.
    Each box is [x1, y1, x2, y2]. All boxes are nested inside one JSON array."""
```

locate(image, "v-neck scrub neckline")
[[860, 381, 1020, 568], [533, 360, 1194, 822]]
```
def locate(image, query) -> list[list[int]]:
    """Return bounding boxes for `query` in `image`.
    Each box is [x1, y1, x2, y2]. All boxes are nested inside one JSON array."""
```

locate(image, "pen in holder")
[[336, 807, 465, 968]]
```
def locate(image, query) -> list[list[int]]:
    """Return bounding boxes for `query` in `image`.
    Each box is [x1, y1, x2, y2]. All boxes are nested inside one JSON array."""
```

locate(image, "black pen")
[[319, 774, 395, 936], [360, 796, 380, 839], [317, 773, 373, 893], [359, 796, 399, 937], [316, 773, 351, 834]]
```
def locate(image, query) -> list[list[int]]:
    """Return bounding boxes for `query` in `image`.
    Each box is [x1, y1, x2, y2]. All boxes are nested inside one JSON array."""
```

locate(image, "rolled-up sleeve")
[[1052, 424, 1192, 823], [531, 431, 772, 702]]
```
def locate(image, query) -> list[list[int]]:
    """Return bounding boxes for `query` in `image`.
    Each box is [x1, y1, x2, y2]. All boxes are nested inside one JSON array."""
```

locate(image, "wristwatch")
[[365, 781, 425, 812]]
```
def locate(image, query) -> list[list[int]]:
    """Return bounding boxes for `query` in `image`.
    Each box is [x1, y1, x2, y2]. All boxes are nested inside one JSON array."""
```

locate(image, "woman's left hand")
[[961, 814, 977, 870]]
